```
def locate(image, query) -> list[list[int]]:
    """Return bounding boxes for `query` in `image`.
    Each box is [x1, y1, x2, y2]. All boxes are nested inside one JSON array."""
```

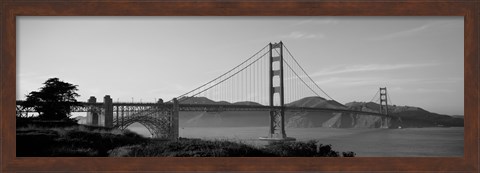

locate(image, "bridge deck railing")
[[16, 100, 391, 118]]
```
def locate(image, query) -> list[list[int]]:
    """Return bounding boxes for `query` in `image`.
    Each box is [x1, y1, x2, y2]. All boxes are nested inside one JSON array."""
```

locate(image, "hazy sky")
[[17, 17, 464, 115]]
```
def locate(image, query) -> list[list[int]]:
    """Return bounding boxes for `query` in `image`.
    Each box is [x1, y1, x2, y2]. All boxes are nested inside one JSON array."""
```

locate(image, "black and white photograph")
[[16, 17, 464, 157]]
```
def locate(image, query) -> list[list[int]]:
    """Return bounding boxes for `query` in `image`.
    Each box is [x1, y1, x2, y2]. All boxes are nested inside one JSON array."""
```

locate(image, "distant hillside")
[[177, 96, 385, 128], [345, 102, 464, 128], [286, 96, 346, 109], [177, 97, 267, 127], [178, 97, 220, 104], [178, 96, 347, 128], [180, 111, 268, 127], [232, 101, 263, 106], [451, 115, 464, 119], [285, 97, 348, 128], [178, 97, 464, 128]]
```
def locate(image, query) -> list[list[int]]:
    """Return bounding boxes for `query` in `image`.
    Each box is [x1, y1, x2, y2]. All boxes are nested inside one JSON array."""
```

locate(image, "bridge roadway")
[[16, 101, 390, 118]]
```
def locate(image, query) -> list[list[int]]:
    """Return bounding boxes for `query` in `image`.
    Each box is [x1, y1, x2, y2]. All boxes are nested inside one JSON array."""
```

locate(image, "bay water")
[[128, 125, 464, 157]]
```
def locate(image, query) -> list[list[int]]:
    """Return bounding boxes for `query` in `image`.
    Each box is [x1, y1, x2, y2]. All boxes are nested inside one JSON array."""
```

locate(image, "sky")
[[17, 17, 464, 116]]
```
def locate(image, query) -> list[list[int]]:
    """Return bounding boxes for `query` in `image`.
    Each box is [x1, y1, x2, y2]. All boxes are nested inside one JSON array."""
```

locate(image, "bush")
[[265, 140, 340, 157], [109, 138, 271, 157], [318, 144, 339, 157], [17, 118, 78, 128], [16, 129, 59, 156], [17, 125, 147, 157], [108, 138, 353, 157], [17, 125, 355, 157], [50, 147, 98, 157], [342, 151, 356, 157]]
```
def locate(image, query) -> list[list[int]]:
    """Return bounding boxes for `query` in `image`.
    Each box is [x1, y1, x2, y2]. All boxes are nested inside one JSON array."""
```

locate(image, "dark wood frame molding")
[[1, 0, 478, 172]]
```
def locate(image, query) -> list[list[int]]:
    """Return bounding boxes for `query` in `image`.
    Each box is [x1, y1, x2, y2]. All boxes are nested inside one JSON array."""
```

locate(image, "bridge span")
[[16, 94, 392, 141], [16, 41, 394, 141]]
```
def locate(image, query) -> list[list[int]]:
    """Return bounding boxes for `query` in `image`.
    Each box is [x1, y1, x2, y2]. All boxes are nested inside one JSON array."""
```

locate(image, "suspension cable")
[[282, 57, 324, 100], [274, 48, 326, 101], [387, 92, 393, 106], [282, 43, 335, 101], [172, 44, 269, 102], [180, 50, 270, 102]]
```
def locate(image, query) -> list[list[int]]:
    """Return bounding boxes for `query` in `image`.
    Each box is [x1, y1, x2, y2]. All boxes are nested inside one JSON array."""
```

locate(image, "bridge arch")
[[119, 117, 170, 138], [114, 110, 172, 139]]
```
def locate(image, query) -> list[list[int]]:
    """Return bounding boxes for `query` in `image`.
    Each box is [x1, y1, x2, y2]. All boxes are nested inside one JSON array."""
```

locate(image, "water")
[[128, 125, 464, 157]]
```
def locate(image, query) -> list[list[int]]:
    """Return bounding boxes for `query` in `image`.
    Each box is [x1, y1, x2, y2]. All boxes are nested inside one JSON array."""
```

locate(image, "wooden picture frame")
[[1, 0, 478, 172]]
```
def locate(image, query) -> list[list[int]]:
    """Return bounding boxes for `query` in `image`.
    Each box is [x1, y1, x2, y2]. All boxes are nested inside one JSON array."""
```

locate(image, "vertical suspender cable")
[[175, 44, 268, 103], [283, 44, 335, 101], [370, 90, 380, 103]]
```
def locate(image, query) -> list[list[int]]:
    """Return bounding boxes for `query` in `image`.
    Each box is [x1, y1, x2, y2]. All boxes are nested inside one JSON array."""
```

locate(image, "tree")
[[23, 78, 81, 121]]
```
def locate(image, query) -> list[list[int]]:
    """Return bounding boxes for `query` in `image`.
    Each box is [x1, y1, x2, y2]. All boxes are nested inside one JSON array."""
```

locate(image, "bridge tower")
[[260, 41, 295, 141], [379, 87, 388, 115], [379, 87, 390, 128]]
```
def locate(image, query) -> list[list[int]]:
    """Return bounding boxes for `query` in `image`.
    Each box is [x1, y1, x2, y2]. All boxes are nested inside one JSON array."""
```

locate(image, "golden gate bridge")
[[16, 41, 394, 141]]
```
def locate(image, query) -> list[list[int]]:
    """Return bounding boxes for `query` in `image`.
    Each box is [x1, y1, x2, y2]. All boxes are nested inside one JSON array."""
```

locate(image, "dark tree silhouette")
[[23, 78, 81, 121]]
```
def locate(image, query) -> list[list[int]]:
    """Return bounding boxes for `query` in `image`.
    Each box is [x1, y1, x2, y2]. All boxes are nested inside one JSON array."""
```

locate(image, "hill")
[[286, 96, 346, 109], [284, 97, 347, 128], [178, 97, 268, 127], [451, 115, 464, 119], [345, 102, 464, 128], [178, 96, 383, 128], [286, 97, 391, 128], [178, 97, 464, 128]]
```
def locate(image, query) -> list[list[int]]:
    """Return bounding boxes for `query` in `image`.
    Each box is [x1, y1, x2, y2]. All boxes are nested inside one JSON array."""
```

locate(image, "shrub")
[[342, 151, 356, 157], [318, 144, 339, 157], [265, 140, 341, 157], [17, 125, 355, 157], [108, 138, 270, 157], [17, 125, 147, 157], [50, 147, 98, 157], [108, 145, 142, 157], [107, 138, 351, 157], [16, 129, 59, 156], [17, 118, 78, 128]]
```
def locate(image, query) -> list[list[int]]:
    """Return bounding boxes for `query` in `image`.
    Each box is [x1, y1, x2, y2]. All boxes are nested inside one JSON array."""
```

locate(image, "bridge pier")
[[170, 98, 179, 141], [87, 95, 179, 140], [104, 95, 113, 128], [86, 95, 113, 127], [86, 96, 98, 125], [380, 117, 391, 128]]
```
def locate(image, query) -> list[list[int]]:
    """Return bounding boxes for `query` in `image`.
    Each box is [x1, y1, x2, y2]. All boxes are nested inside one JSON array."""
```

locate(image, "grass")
[[109, 138, 272, 157], [17, 122, 355, 157], [108, 138, 355, 157]]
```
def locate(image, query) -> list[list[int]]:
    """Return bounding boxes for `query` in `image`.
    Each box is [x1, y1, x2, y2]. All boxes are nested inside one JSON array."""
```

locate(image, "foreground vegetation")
[[17, 123, 147, 156], [17, 123, 355, 157], [109, 138, 354, 157]]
